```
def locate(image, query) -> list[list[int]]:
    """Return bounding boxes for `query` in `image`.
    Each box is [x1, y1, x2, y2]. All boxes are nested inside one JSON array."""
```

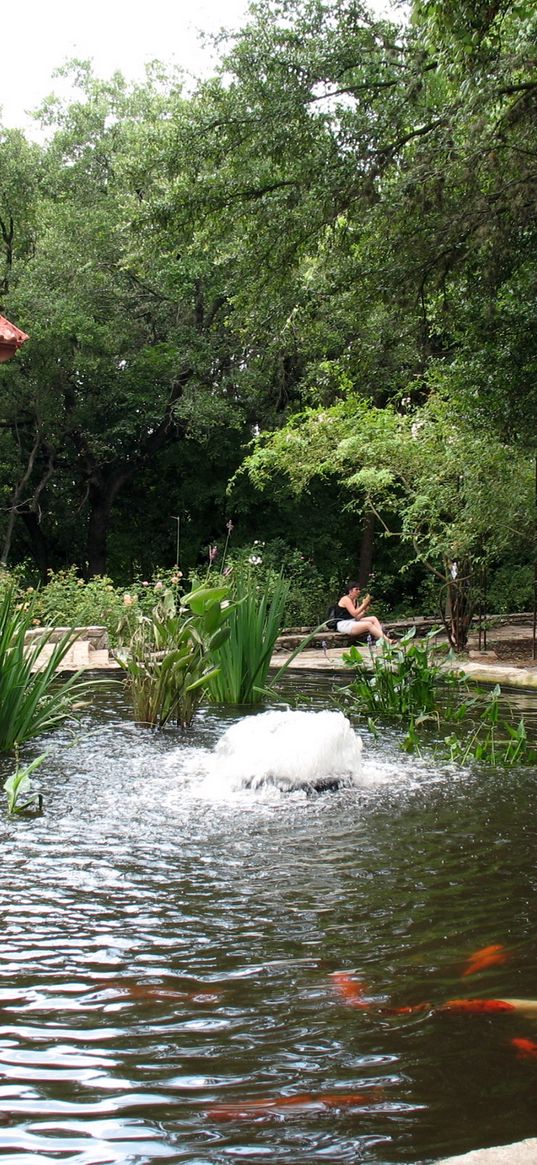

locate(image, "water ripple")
[[0, 689, 536, 1162]]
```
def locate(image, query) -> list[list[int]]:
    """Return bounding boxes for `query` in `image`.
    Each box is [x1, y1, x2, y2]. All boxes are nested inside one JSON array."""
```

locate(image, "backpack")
[[325, 606, 338, 631]]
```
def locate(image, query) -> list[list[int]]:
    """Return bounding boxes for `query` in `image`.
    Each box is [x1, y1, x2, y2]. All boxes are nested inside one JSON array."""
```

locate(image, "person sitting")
[[332, 580, 394, 644]]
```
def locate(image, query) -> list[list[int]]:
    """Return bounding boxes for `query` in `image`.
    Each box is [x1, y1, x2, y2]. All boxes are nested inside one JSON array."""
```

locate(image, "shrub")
[[35, 568, 126, 633], [19, 567, 186, 646], [216, 539, 333, 627], [485, 564, 534, 615]]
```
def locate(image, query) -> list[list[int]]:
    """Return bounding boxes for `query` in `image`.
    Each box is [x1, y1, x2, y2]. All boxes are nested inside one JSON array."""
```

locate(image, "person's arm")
[[355, 593, 371, 617]]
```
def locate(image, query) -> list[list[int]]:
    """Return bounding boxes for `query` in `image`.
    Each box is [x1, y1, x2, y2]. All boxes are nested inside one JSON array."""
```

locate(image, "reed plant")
[[0, 585, 99, 752], [207, 569, 290, 704]]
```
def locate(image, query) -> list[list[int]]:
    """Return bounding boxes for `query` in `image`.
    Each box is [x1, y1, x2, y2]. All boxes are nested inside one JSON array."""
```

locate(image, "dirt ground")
[[464, 622, 537, 669]]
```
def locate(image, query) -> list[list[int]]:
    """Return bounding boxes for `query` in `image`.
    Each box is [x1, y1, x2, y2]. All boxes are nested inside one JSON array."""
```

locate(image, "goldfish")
[[94, 981, 222, 1005], [206, 1088, 383, 1121], [462, 944, 508, 977], [440, 997, 537, 1018], [330, 973, 431, 1016], [511, 1037, 537, 1061], [379, 1002, 431, 1016], [439, 998, 515, 1015], [330, 972, 369, 1008]]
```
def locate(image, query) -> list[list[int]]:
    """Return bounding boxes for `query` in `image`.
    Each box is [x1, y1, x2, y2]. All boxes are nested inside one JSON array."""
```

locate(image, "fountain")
[[200, 708, 363, 792]]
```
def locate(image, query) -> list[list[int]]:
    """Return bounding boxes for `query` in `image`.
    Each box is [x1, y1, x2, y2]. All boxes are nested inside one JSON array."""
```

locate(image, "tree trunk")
[[87, 496, 111, 578], [443, 559, 473, 652], [75, 371, 190, 577], [86, 468, 132, 578]]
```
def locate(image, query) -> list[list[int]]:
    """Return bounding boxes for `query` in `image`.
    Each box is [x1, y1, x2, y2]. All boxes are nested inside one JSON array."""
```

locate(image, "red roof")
[[0, 315, 29, 362]]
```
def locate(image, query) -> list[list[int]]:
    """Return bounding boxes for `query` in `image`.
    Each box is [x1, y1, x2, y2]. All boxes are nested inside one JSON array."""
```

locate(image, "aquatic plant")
[[4, 753, 46, 814], [206, 569, 290, 704], [117, 583, 234, 728], [341, 628, 466, 720], [0, 585, 100, 752], [443, 686, 537, 767]]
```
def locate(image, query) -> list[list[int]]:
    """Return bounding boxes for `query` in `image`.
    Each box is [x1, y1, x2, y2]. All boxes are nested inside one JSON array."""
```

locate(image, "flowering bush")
[[2, 566, 185, 646], [33, 568, 126, 635]]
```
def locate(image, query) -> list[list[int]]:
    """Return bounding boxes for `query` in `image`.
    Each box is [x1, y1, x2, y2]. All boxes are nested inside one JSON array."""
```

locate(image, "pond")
[[1, 674, 537, 1165]]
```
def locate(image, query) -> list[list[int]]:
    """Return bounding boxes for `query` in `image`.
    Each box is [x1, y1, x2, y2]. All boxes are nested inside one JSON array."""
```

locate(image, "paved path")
[[30, 621, 537, 690], [270, 621, 537, 691], [436, 1139, 537, 1164]]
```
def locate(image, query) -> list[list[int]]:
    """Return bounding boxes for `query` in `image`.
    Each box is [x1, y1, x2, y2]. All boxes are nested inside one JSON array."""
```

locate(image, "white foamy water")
[[198, 709, 363, 793]]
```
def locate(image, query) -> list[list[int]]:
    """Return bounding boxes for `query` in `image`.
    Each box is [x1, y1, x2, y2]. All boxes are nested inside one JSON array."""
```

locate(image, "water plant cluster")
[[341, 631, 537, 768], [0, 568, 309, 811], [115, 583, 235, 730], [116, 568, 317, 726], [0, 584, 98, 754]]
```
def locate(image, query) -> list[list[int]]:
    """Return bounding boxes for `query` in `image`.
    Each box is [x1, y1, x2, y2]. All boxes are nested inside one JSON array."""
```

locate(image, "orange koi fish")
[[379, 1002, 431, 1016], [206, 1088, 383, 1121], [95, 981, 222, 1005], [439, 998, 515, 1015], [462, 944, 508, 977], [330, 972, 369, 1009], [330, 974, 431, 1017], [440, 997, 537, 1018], [511, 1037, 537, 1061]]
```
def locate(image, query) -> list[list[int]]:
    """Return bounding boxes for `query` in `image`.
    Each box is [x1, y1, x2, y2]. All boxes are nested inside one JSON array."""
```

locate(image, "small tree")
[[238, 392, 535, 650]]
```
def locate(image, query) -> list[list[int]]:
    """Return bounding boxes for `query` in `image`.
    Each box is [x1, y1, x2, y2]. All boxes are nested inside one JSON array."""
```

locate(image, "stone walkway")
[[436, 1140, 537, 1164], [27, 619, 537, 691]]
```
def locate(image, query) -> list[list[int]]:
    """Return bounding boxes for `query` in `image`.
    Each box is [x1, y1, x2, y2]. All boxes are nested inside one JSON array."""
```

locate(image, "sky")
[[1, 0, 250, 136], [2, 0, 398, 138]]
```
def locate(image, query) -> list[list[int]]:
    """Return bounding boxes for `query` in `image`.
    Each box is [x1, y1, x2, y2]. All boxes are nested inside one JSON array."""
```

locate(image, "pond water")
[[1, 674, 537, 1165]]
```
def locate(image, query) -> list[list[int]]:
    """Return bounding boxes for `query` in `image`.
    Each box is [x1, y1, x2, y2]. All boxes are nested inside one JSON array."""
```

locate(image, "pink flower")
[[208, 545, 218, 563]]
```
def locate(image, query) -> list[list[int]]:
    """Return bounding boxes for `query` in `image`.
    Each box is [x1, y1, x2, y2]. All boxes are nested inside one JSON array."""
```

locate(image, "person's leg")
[[349, 617, 394, 644], [347, 618, 378, 639]]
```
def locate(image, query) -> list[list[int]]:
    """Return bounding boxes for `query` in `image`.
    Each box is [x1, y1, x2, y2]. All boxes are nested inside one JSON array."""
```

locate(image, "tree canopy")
[[0, 0, 534, 624]]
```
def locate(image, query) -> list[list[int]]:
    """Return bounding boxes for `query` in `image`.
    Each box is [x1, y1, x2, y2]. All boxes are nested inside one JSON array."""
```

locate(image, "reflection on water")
[[0, 674, 537, 1164]]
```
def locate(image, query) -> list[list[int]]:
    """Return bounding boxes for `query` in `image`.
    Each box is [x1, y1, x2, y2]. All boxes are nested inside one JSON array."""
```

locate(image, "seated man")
[[332, 580, 394, 645]]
